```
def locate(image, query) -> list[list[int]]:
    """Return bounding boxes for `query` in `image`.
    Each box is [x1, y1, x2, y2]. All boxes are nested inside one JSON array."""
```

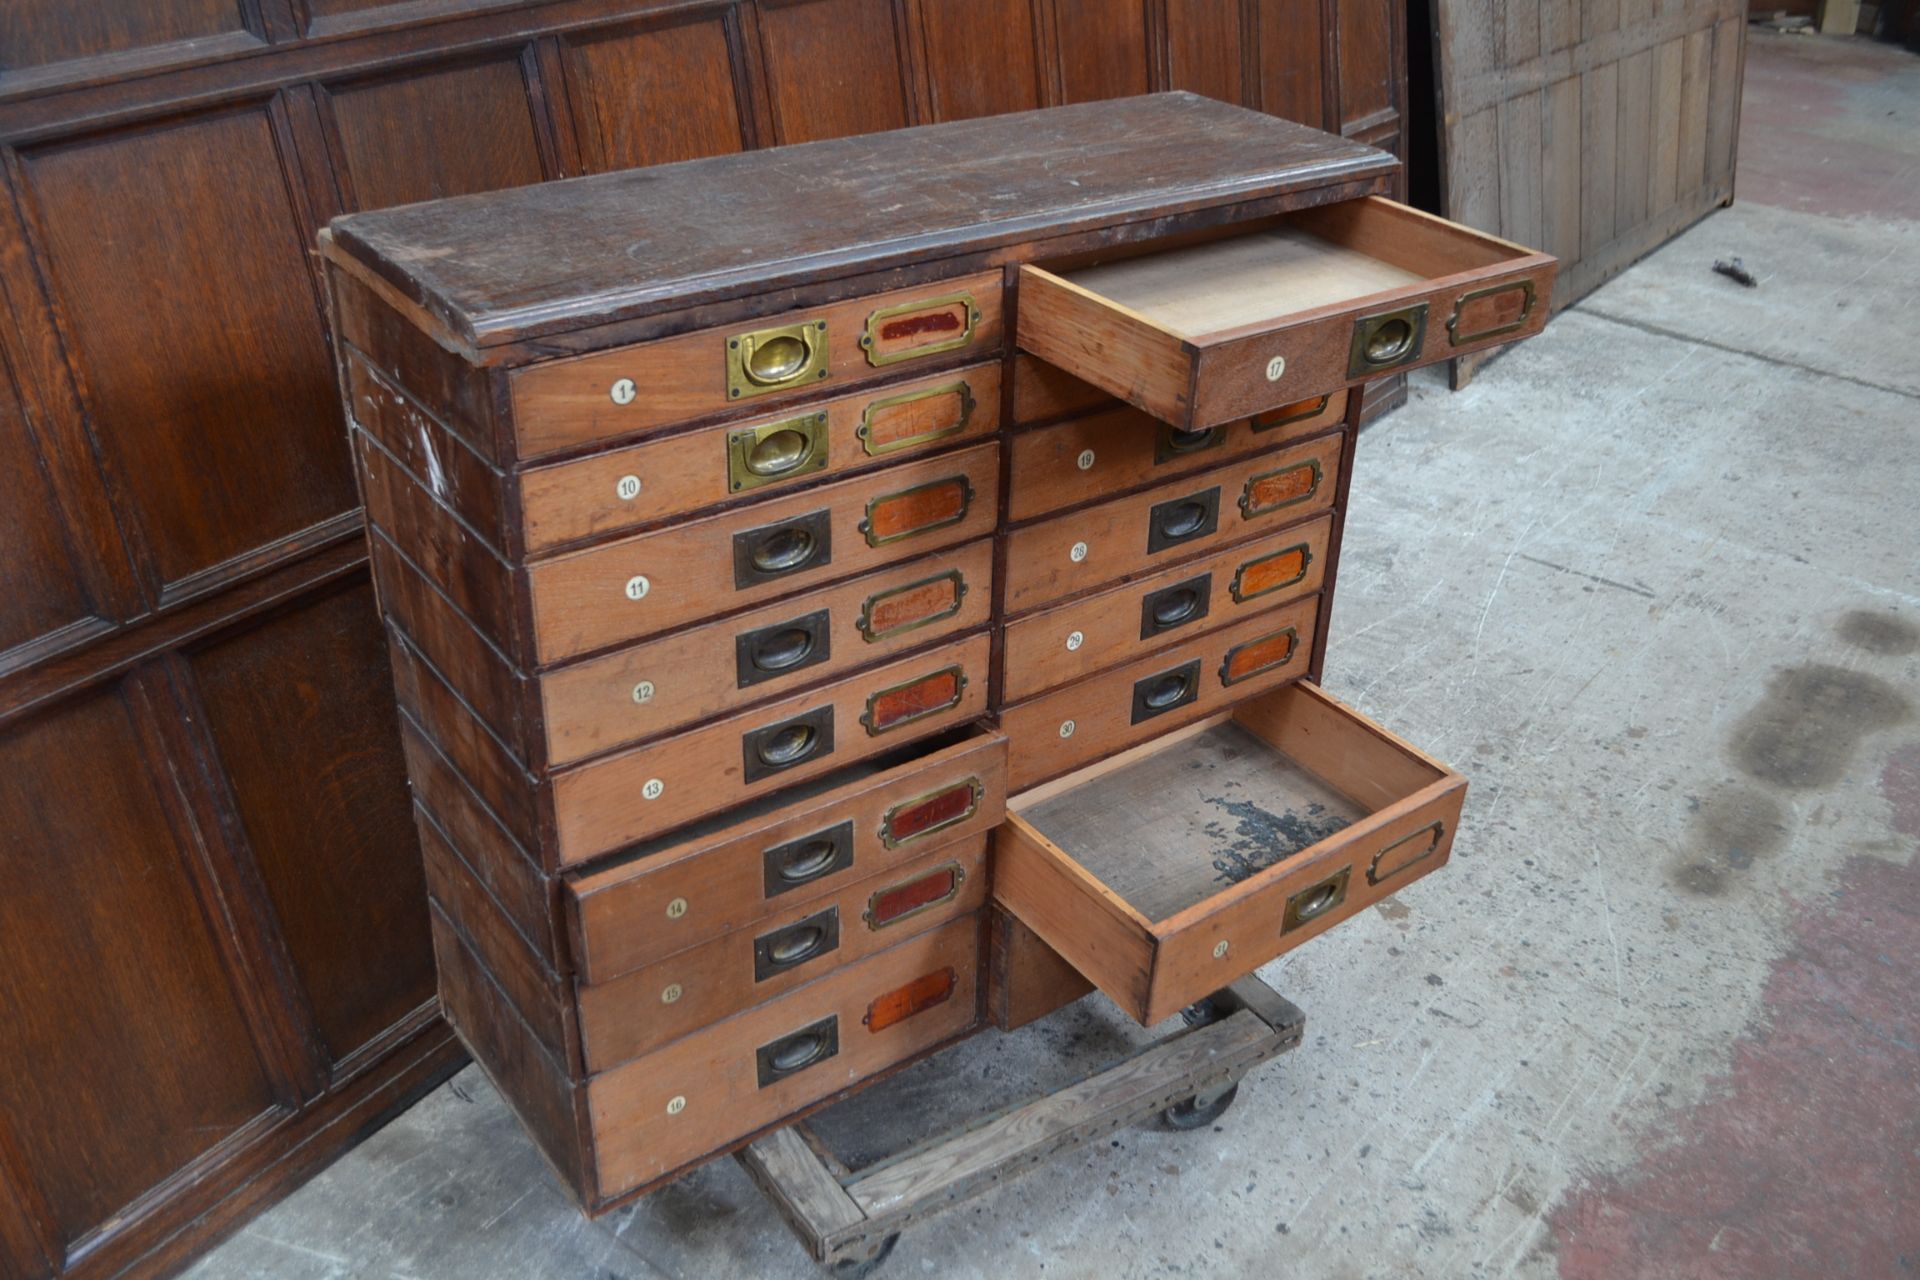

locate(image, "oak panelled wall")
[[0, 2, 1403, 1275]]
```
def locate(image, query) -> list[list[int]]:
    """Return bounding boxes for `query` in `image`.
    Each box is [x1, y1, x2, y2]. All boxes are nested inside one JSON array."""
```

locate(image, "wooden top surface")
[[324, 93, 1394, 350]]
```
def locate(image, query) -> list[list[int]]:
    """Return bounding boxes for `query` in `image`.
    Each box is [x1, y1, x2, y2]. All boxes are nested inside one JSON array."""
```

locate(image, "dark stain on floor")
[[1727, 663, 1910, 791], [1836, 608, 1920, 656], [1554, 743, 1920, 1280], [1201, 796, 1350, 886], [1673, 782, 1791, 896]]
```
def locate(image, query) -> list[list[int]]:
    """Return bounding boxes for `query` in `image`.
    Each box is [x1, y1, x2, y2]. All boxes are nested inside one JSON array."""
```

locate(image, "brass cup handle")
[[739, 327, 818, 386]]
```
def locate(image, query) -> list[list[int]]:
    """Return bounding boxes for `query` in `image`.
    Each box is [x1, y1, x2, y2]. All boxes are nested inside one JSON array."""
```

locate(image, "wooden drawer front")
[[1018, 197, 1554, 431], [529, 443, 1000, 663], [1006, 391, 1347, 523], [553, 632, 991, 864], [541, 540, 993, 767], [1002, 515, 1332, 703], [1000, 433, 1340, 617], [1010, 353, 1112, 427], [510, 272, 1005, 457], [518, 363, 1002, 554], [577, 837, 988, 1070], [997, 682, 1466, 1025], [567, 727, 1006, 981], [588, 914, 982, 1195], [1002, 596, 1318, 792]]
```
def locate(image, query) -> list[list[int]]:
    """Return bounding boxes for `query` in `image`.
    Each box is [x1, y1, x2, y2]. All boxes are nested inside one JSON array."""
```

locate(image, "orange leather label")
[[863, 386, 969, 450], [1232, 545, 1309, 601], [1221, 627, 1298, 685], [864, 967, 957, 1031], [1256, 394, 1329, 427], [1243, 462, 1319, 515], [862, 574, 962, 639], [883, 780, 979, 846], [865, 666, 963, 733], [865, 476, 970, 543], [867, 866, 960, 927]]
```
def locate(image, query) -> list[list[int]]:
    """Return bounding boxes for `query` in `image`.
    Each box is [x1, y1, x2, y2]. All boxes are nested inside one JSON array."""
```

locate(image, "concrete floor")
[[191, 32, 1920, 1280]]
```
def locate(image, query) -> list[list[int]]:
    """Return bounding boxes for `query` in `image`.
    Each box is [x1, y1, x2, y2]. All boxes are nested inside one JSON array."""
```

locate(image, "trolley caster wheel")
[[826, 1232, 899, 1279], [1162, 1081, 1240, 1130]]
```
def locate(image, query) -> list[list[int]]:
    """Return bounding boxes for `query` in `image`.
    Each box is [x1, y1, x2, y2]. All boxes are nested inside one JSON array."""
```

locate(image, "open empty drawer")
[[993, 681, 1465, 1025], [1017, 197, 1556, 431]]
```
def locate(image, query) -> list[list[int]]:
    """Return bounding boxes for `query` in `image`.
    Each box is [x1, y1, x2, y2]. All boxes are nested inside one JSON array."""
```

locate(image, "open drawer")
[[1017, 197, 1556, 431], [993, 681, 1465, 1025]]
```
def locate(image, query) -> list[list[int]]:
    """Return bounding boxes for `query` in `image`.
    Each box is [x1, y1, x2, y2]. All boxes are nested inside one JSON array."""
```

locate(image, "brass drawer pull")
[[1346, 303, 1428, 377], [1218, 625, 1298, 686], [864, 862, 966, 930], [881, 777, 983, 849], [762, 821, 855, 897], [1448, 279, 1537, 346], [1139, 574, 1212, 640], [741, 706, 835, 783], [1145, 486, 1220, 554], [728, 319, 829, 399], [755, 1015, 839, 1087], [1238, 459, 1321, 519], [1367, 821, 1446, 886], [861, 291, 981, 366], [1282, 867, 1350, 933], [1130, 658, 1200, 725], [858, 568, 967, 643], [753, 907, 841, 981], [857, 378, 977, 456], [727, 412, 827, 492], [1229, 542, 1312, 603], [734, 609, 831, 688], [732, 509, 831, 588], [861, 665, 966, 736]]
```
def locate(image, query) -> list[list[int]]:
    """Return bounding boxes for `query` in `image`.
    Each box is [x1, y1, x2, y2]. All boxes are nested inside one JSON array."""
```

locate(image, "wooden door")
[[1431, 0, 1749, 383], [0, 3, 1400, 1274]]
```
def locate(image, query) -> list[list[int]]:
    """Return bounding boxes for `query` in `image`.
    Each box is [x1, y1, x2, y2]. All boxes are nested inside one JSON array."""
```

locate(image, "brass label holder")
[[857, 568, 968, 643], [860, 292, 981, 366], [1447, 279, 1537, 346], [856, 378, 977, 456]]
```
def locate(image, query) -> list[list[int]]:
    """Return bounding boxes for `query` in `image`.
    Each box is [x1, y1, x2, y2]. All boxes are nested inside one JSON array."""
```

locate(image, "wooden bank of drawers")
[[327, 91, 1554, 1217]]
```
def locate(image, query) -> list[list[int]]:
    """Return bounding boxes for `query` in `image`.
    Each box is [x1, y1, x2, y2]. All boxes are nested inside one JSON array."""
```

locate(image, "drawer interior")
[[1052, 199, 1531, 343], [1017, 196, 1554, 430], [996, 681, 1464, 1024], [1018, 719, 1363, 921]]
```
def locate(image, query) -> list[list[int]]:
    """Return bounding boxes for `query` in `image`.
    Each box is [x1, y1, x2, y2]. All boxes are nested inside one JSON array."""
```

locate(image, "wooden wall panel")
[[0, 376, 96, 668], [189, 581, 435, 1071], [1258, 0, 1326, 123], [0, 3, 1398, 1274], [0, 2, 250, 75], [562, 10, 750, 172], [1336, 0, 1399, 146], [13, 108, 353, 600], [325, 55, 549, 209], [1051, 0, 1152, 102], [912, 0, 1045, 121], [1431, 0, 1748, 384], [0, 684, 279, 1253], [755, 0, 912, 143], [1166, 0, 1248, 104]]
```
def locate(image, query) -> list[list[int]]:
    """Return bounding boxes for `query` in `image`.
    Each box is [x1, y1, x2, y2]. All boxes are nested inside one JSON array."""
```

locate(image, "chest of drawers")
[[322, 92, 1553, 1214]]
